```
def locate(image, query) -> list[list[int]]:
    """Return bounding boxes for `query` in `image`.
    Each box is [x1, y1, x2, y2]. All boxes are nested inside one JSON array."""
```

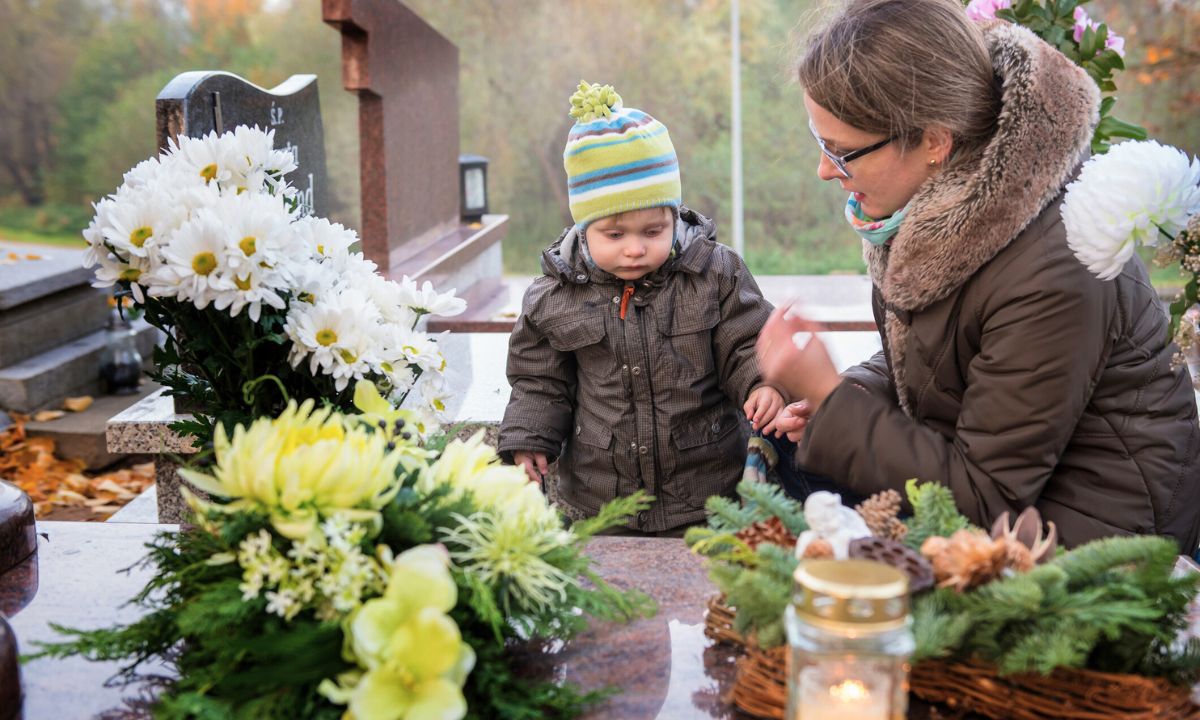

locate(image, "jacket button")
[[711, 421, 721, 433], [630, 442, 637, 450], [612, 296, 620, 303], [622, 364, 629, 372], [576, 273, 587, 281], [638, 445, 648, 455], [632, 366, 641, 375], [575, 425, 582, 436]]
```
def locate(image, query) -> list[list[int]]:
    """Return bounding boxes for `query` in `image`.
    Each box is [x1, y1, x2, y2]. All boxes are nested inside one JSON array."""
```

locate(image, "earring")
[[928, 158, 938, 166]]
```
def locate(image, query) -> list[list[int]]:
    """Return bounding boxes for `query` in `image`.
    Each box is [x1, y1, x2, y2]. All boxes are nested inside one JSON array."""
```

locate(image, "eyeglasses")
[[808, 121, 897, 179]]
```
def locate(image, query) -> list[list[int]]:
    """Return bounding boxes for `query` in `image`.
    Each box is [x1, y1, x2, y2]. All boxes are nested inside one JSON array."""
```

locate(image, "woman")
[[757, 0, 1200, 551]]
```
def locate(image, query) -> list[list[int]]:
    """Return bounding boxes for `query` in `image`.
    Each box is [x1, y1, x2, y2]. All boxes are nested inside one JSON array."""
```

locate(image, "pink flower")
[[1073, 6, 1126, 57], [965, 0, 1011, 22]]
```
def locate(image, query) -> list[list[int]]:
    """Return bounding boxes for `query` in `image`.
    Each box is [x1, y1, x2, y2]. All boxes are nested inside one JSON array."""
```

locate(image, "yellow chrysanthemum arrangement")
[[39, 380, 654, 720], [179, 397, 412, 540]]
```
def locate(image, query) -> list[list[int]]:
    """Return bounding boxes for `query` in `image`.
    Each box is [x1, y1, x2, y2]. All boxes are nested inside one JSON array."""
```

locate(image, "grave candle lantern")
[[785, 559, 913, 720], [459, 154, 489, 223]]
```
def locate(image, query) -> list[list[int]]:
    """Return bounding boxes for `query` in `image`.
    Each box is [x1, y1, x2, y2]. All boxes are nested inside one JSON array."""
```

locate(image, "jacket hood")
[[865, 21, 1100, 312], [540, 206, 719, 285]]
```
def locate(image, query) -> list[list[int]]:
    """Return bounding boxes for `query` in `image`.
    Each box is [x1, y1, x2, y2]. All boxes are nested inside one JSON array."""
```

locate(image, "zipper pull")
[[619, 283, 635, 320]]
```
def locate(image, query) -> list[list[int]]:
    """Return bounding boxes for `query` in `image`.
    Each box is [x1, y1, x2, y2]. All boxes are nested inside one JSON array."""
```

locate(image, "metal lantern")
[[785, 559, 914, 720], [459, 154, 489, 223]]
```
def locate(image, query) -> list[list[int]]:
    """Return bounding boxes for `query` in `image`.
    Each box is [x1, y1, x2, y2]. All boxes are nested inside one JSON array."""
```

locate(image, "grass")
[[0, 225, 85, 248], [0, 202, 90, 248]]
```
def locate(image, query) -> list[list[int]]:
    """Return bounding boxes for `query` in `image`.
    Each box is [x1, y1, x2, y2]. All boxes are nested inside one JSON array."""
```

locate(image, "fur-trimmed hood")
[[864, 21, 1099, 311]]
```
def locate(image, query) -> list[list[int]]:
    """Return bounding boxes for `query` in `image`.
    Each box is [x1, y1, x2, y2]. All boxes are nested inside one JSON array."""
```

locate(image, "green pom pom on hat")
[[563, 80, 681, 228]]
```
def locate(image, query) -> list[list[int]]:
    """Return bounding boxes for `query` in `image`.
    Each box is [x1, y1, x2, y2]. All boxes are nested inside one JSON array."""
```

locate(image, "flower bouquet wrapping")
[[82, 126, 463, 446], [686, 480, 1200, 719], [32, 383, 655, 719]]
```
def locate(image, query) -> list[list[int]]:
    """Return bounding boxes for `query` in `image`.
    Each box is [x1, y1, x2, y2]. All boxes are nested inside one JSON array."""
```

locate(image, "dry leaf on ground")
[[0, 418, 154, 520], [63, 396, 94, 412], [32, 410, 65, 422]]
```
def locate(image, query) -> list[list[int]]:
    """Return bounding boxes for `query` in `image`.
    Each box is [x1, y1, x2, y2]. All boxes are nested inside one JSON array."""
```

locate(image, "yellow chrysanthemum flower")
[[424, 432, 560, 526], [179, 400, 403, 539], [319, 545, 474, 720]]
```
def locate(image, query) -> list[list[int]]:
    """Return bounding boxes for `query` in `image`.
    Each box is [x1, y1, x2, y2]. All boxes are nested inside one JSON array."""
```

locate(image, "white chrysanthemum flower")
[[220, 192, 294, 275], [289, 261, 339, 306], [324, 251, 379, 285], [150, 212, 236, 308], [293, 216, 358, 260], [214, 261, 287, 322], [397, 331, 447, 375], [1064, 140, 1200, 280], [395, 275, 467, 317], [169, 130, 238, 186], [98, 188, 184, 260], [285, 289, 383, 389], [226, 126, 298, 194], [90, 250, 153, 303], [362, 273, 419, 327], [121, 156, 165, 190]]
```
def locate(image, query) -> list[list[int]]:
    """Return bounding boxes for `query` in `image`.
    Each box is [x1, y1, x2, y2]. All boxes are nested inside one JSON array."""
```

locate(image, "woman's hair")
[[796, 0, 1001, 164]]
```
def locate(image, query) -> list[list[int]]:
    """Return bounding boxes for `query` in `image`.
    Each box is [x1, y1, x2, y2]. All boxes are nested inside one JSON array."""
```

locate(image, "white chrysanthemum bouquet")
[[1062, 140, 1200, 350], [82, 126, 464, 445]]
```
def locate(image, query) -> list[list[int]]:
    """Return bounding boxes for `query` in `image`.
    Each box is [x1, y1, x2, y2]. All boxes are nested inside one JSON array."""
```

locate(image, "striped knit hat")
[[563, 81, 681, 229]]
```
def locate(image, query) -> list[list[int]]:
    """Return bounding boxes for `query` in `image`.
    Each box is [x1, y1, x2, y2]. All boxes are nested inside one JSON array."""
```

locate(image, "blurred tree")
[[0, 0, 96, 204]]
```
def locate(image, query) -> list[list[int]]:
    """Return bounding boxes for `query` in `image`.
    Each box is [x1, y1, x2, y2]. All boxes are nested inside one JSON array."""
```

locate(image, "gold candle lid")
[[793, 559, 909, 631]]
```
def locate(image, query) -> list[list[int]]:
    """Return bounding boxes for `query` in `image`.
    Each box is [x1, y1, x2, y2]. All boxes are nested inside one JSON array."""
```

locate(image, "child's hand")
[[766, 400, 813, 442], [513, 450, 549, 486], [744, 386, 785, 432]]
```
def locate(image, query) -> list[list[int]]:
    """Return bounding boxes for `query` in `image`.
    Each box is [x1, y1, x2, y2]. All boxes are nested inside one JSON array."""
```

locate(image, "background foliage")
[[0, 0, 1196, 275]]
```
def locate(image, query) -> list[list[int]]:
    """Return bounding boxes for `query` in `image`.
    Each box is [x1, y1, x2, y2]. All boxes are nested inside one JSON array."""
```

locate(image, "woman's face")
[[803, 94, 948, 219]]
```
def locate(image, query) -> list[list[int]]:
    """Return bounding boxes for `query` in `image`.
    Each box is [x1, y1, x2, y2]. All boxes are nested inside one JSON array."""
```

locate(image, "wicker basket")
[[911, 659, 1200, 720], [703, 594, 1200, 720]]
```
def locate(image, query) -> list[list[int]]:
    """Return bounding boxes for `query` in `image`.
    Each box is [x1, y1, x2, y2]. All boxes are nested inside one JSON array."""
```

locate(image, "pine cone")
[[856, 490, 908, 541], [920, 529, 1008, 592], [802, 538, 834, 559], [735, 516, 797, 551], [849, 536, 934, 593]]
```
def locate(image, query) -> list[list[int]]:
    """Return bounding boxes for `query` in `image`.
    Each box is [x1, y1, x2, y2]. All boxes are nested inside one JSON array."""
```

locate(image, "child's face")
[[584, 206, 674, 281]]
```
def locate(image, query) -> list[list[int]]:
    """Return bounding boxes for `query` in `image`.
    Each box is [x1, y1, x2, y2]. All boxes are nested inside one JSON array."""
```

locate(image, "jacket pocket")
[[559, 415, 617, 513], [665, 405, 744, 510], [544, 316, 617, 381], [658, 304, 720, 384]]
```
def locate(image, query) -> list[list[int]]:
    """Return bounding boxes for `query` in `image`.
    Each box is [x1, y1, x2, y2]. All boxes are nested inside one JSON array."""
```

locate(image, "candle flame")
[[829, 679, 870, 703]]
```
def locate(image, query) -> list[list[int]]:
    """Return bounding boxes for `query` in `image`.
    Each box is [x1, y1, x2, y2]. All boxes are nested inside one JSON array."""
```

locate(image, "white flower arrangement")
[[1063, 140, 1200, 281], [81, 126, 466, 440]]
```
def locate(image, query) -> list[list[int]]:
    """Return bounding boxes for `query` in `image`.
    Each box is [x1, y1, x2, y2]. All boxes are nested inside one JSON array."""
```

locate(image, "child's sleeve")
[[497, 304, 577, 464], [712, 249, 775, 404]]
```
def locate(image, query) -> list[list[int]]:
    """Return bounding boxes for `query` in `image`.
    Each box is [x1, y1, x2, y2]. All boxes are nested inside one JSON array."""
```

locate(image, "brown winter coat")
[[498, 209, 772, 532], [800, 22, 1200, 552]]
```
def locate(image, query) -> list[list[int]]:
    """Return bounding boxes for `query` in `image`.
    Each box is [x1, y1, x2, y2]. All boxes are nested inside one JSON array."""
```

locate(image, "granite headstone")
[[156, 72, 329, 217], [322, 0, 509, 321]]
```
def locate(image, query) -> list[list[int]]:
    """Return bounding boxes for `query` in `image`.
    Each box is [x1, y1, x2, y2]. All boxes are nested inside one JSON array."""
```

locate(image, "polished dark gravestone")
[[156, 72, 330, 218], [0, 480, 35, 720], [323, 0, 509, 323]]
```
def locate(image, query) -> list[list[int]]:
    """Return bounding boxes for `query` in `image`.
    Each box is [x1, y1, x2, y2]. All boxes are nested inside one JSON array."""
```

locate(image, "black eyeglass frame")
[[807, 120, 898, 179]]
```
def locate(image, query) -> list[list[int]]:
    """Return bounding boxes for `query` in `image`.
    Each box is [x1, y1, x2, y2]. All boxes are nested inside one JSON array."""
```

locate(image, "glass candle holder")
[[785, 559, 913, 720]]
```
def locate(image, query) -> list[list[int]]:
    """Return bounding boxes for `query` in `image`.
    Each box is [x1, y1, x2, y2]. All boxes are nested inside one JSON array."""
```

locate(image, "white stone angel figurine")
[[794, 491, 872, 560]]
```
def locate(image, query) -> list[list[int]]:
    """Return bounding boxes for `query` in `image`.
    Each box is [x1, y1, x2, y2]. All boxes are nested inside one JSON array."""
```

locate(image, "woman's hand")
[[744, 386, 785, 432], [512, 450, 549, 486], [766, 400, 813, 442], [755, 305, 842, 410]]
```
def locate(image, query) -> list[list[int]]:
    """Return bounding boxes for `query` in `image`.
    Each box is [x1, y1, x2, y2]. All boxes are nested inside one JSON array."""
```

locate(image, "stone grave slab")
[[157, 72, 329, 217]]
